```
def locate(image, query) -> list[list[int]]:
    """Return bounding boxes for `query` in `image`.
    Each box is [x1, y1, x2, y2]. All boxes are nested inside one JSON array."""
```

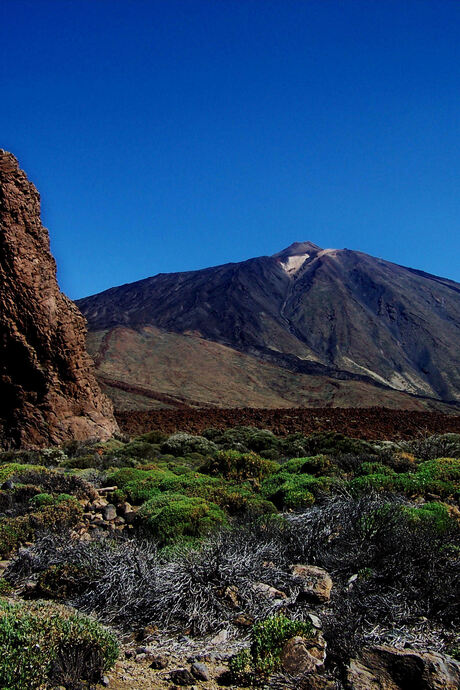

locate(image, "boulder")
[[289, 564, 333, 603], [281, 632, 327, 675], [347, 645, 460, 690]]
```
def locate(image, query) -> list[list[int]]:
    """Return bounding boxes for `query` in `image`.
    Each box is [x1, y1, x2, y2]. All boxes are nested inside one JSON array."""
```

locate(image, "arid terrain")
[[79, 241, 460, 410], [116, 405, 460, 440]]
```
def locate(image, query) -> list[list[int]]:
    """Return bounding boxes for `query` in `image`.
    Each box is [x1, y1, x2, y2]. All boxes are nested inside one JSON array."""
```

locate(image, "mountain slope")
[[77, 242, 460, 407]]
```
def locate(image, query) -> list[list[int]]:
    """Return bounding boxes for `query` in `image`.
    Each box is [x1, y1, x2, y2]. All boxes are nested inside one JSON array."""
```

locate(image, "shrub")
[[0, 485, 41, 514], [417, 457, 460, 482], [301, 432, 375, 457], [402, 434, 460, 461], [0, 449, 42, 466], [36, 563, 92, 600], [0, 463, 47, 484], [0, 579, 12, 595], [28, 492, 55, 508], [15, 469, 97, 500], [161, 432, 218, 457], [0, 495, 83, 558], [403, 502, 453, 533], [358, 461, 396, 476], [136, 429, 169, 444], [349, 458, 459, 499], [230, 613, 313, 680], [138, 492, 227, 545], [261, 471, 333, 509], [281, 454, 335, 476], [0, 599, 118, 689], [0, 516, 32, 558], [200, 449, 278, 481]]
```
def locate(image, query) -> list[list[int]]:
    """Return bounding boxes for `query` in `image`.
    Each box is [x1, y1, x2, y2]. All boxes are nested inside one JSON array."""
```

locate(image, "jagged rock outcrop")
[[0, 150, 118, 448]]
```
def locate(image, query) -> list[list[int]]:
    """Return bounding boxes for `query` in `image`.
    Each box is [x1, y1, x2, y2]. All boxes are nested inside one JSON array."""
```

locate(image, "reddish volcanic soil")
[[116, 406, 460, 441]]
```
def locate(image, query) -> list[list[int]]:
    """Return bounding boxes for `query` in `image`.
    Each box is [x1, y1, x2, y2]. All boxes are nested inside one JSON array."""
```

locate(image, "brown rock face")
[[0, 150, 118, 448], [347, 645, 460, 690]]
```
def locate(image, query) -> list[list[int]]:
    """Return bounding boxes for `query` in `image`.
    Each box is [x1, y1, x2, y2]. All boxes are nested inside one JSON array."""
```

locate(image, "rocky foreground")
[[0, 427, 458, 688]]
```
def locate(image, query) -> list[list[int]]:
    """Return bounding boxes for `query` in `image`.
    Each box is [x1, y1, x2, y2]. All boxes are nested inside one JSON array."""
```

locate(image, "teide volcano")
[[77, 242, 460, 410]]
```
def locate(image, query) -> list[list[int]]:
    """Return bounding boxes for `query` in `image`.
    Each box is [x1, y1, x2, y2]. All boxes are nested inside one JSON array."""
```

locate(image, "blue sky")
[[1, 0, 459, 298]]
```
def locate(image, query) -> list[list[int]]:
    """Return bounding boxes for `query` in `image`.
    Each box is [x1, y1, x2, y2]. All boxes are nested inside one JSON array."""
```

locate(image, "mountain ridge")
[[77, 242, 460, 408]]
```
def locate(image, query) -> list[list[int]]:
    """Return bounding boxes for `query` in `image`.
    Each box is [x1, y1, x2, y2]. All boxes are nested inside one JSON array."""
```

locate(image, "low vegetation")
[[0, 426, 458, 687], [0, 599, 118, 689]]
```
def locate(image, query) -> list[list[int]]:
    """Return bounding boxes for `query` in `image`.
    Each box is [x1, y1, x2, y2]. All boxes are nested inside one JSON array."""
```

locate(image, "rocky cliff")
[[0, 150, 118, 448]]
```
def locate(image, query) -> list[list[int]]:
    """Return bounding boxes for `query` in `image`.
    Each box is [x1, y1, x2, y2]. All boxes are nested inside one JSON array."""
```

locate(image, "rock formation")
[[0, 150, 118, 448]]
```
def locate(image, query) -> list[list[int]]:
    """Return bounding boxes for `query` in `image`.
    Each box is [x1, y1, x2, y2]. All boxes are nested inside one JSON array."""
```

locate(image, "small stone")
[[253, 582, 287, 600], [101, 676, 110, 687], [169, 668, 195, 685], [308, 613, 322, 628], [150, 654, 168, 669], [347, 573, 358, 590], [233, 614, 254, 626], [211, 629, 228, 645], [223, 585, 239, 608], [191, 662, 210, 681], [1, 480, 14, 490], [103, 504, 117, 521], [290, 564, 333, 603]]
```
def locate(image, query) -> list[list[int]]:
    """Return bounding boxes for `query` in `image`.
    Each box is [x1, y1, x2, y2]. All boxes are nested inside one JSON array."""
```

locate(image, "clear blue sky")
[[1, 0, 459, 299]]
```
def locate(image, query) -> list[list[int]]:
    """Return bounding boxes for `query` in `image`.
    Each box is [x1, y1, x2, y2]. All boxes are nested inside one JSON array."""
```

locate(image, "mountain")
[[77, 241, 460, 411], [0, 150, 118, 448]]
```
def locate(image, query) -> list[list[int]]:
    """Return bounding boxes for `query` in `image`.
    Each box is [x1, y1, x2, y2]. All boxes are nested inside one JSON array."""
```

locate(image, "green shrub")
[[161, 432, 218, 457], [301, 432, 375, 457], [0, 463, 47, 484], [349, 458, 459, 499], [230, 613, 313, 680], [28, 492, 55, 508], [29, 493, 75, 509], [358, 462, 396, 476], [0, 516, 31, 558], [31, 497, 83, 530], [200, 449, 278, 481], [403, 502, 453, 533], [0, 599, 118, 689], [417, 457, 460, 482], [0, 496, 83, 558], [0, 579, 12, 596], [138, 492, 227, 545], [282, 454, 335, 476], [136, 429, 169, 444], [36, 563, 92, 600], [261, 471, 334, 509], [111, 439, 159, 460]]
